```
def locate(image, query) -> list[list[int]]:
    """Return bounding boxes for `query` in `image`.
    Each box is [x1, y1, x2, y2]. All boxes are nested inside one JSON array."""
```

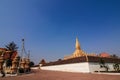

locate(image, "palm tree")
[[5, 41, 18, 52], [5, 41, 18, 58], [5, 41, 18, 67]]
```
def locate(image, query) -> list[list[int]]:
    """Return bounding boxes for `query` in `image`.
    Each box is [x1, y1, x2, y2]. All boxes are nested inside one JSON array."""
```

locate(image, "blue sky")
[[0, 0, 120, 64]]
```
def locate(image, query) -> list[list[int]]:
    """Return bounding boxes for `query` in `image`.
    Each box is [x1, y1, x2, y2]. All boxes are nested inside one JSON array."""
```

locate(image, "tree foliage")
[[113, 63, 120, 71], [29, 61, 34, 67], [5, 59, 12, 67], [99, 58, 109, 71], [5, 41, 18, 52], [110, 54, 119, 58], [5, 41, 18, 67]]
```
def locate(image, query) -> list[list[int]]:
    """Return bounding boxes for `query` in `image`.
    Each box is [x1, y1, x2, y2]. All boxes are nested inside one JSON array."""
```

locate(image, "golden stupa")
[[64, 37, 86, 60]]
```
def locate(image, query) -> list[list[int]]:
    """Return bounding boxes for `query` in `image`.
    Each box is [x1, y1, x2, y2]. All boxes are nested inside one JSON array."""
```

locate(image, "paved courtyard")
[[0, 69, 120, 80]]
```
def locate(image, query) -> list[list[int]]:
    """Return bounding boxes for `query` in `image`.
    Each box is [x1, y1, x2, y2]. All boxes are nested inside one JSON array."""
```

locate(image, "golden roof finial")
[[76, 37, 81, 50]]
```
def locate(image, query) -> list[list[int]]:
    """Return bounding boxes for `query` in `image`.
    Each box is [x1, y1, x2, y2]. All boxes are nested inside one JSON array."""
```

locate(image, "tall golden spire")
[[64, 37, 86, 60], [75, 37, 81, 50]]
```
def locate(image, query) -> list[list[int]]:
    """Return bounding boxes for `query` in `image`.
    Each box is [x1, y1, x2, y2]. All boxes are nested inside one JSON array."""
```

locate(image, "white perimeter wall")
[[89, 62, 115, 72], [40, 62, 117, 73], [41, 62, 90, 73]]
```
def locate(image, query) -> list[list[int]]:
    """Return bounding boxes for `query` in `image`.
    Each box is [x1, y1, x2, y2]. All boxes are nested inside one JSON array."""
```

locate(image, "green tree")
[[5, 41, 18, 67], [5, 41, 18, 58], [5, 59, 12, 67], [113, 63, 119, 72], [99, 58, 105, 68], [29, 61, 34, 67], [5, 41, 18, 52], [111, 54, 119, 58], [99, 58, 109, 71]]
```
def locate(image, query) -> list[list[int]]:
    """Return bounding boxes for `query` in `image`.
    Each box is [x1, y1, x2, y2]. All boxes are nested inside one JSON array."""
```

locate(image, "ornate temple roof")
[[0, 48, 17, 60]]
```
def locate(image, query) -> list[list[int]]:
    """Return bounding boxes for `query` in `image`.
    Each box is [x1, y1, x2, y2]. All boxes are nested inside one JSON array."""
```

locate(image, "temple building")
[[40, 37, 120, 73], [0, 47, 30, 74], [0, 48, 19, 74], [0, 48, 17, 60]]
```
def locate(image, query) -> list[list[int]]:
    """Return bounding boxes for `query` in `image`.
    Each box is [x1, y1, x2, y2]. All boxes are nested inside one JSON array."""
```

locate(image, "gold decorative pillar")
[[20, 58, 26, 69], [25, 58, 30, 72], [11, 56, 19, 73], [0, 54, 4, 71]]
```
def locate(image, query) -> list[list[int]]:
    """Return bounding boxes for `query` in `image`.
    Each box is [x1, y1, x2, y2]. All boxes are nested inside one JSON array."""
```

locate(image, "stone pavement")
[[0, 69, 120, 80]]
